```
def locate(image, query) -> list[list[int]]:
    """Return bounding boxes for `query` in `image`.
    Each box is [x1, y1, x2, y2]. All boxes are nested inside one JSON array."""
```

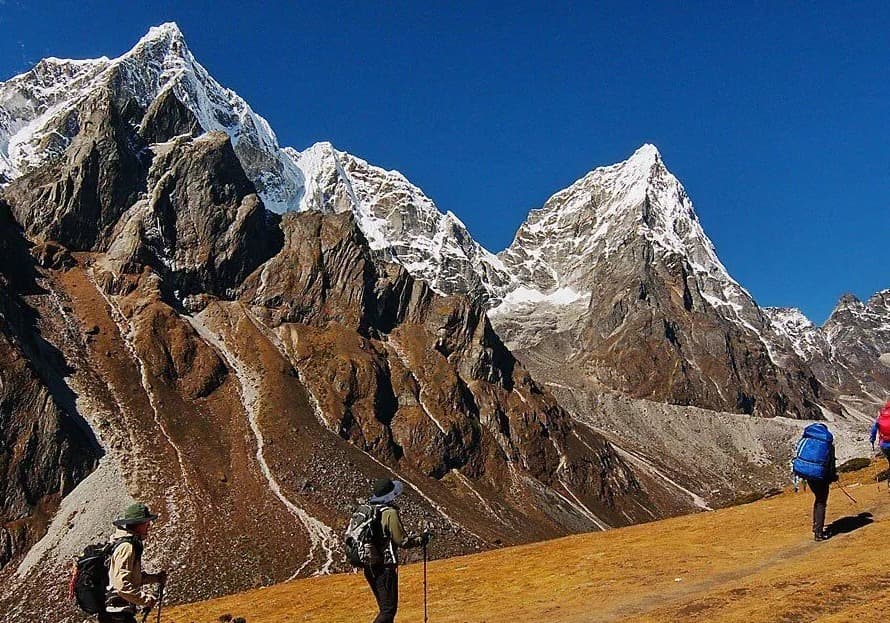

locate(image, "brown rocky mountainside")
[[1, 23, 884, 623], [0, 206, 99, 572], [0, 91, 692, 622]]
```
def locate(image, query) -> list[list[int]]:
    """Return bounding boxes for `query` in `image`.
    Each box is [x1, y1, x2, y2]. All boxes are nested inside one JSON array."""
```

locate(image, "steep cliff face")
[[104, 131, 283, 299], [3, 91, 149, 250], [0, 205, 99, 570]]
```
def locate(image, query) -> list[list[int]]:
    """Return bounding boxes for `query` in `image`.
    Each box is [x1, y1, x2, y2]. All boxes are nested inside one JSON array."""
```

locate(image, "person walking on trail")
[[791, 423, 838, 542], [363, 478, 431, 623], [101, 503, 166, 623], [870, 400, 890, 490]]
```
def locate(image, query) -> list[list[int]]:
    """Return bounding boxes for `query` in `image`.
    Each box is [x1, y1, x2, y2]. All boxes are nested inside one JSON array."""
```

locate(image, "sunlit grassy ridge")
[[165, 462, 890, 623]]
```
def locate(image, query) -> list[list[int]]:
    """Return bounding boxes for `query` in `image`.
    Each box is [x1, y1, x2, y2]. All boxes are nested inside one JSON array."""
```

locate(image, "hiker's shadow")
[[828, 512, 874, 536]]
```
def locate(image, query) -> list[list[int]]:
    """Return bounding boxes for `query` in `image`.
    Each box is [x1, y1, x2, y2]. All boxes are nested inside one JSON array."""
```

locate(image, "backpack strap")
[[108, 535, 143, 565]]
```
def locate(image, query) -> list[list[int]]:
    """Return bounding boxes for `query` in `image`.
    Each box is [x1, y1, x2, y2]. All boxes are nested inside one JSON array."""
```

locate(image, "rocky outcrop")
[[2, 92, 148, 250], [138, 87, 201, 144], [105, 132, 283, 299]]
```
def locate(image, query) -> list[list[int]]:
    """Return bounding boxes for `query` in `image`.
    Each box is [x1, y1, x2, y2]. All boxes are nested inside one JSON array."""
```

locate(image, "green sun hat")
[[113, 503, 159, 528]]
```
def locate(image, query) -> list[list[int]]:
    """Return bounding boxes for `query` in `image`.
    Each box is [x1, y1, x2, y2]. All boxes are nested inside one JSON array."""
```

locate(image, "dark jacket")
[[374, 504, 423, 566]]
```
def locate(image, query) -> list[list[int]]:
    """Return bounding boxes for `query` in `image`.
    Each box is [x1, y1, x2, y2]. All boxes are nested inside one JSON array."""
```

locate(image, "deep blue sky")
[[1, 2, 887, 323]]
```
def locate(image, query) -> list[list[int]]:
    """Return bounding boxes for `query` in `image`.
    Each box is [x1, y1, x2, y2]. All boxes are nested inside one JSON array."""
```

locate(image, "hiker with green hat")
[[101, 503, 166, 623], [362, 478, 431, 623]]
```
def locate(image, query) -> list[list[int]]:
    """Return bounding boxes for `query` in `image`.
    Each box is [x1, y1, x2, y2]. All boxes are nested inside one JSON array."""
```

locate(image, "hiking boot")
[[814, 530, 830, 542]]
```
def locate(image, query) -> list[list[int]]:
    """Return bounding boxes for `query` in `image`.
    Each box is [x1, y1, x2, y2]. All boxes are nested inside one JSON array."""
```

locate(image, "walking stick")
[[423, 540, 428, 623], [143, 576, 166, 623], [836, 481, 858, 504]]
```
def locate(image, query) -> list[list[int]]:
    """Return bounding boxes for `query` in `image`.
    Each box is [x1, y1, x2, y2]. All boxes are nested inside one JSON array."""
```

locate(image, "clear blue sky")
[[1, 2, 887, 324]]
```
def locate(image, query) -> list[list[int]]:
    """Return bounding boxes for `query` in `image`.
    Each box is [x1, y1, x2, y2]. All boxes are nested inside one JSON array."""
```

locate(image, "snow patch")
[[489, 287, 589, 315]]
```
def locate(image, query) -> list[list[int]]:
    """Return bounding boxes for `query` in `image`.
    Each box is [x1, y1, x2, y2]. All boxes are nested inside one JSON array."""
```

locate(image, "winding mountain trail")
[[165, 462, 890, 623]]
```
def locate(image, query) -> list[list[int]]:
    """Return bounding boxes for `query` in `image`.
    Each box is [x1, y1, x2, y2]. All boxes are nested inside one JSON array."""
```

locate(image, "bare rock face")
[[105, 132, 283, 299], [138, 87, 201, 144], [241, 211, 656, 529], [2, 92, 148, 250], [573, 235, 823, 418], [0, 205, 99, 569]]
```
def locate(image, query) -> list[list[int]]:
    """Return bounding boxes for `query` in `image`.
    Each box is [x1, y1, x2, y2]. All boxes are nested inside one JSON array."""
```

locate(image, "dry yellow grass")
[[166, 463, 890, 623]]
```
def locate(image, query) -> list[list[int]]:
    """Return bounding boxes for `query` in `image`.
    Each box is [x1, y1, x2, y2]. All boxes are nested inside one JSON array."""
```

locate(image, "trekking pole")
[[423, 540, 428, 623], [837, 482, 858, 505], [142, 576, 165, 623], [157, 579, 167, 623]]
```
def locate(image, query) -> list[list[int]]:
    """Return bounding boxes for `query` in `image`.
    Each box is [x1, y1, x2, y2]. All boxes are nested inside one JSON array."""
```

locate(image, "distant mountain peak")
[[127, 22, 189, 63], [627, 142, 662, 165], [144, 21, 185, 40], [834, 293, 864, 312]]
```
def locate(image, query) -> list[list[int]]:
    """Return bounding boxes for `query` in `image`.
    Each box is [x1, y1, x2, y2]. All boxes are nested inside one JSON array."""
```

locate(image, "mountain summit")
[[488, 144, 824, 418]]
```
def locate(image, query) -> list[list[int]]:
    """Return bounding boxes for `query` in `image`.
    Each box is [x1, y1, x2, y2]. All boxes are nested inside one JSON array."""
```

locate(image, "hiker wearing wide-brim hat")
[[112, 503, 158, 528], [363, 478, 431, 623], [101, 503, 166, 623]]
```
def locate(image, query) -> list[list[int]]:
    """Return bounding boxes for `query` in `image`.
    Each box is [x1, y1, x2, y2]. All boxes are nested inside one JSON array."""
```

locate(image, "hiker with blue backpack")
[[345, 479, 432, 623], [869, 400, 890, 490], [792, 423, 838, 542]]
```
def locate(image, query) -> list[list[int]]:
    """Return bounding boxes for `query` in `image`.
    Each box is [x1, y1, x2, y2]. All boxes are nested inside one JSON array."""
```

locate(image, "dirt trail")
[[165, 463, 890, 623]]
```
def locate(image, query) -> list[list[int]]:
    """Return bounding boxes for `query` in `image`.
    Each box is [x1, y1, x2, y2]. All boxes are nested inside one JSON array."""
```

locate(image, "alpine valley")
[[0, 23, 887, 622]]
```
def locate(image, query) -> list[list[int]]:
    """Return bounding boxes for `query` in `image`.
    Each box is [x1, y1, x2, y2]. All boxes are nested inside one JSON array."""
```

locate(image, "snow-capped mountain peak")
[[0, 22, 302, 212], [293, 140, 514, 299], [763, 306, 827, 360], [0, 24, 518, 300], [139, 21, 186, 44], [497, 144, 738, 302]]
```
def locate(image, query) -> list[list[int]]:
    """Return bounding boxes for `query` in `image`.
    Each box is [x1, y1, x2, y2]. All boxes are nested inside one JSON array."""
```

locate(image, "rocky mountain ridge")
[[766, 290, 890, 418], [0, 22, 887, 623], [0, 23, 513, 305], [5, 25, 884, 419], [0, 28, 694, 621]]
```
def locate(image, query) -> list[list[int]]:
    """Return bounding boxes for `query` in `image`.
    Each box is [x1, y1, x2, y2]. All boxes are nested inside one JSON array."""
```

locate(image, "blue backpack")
[[792, 423, 834, 480]]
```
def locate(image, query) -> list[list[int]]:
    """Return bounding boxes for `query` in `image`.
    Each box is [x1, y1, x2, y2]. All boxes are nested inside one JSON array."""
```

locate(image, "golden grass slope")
[[166, 463, 890, 623]]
